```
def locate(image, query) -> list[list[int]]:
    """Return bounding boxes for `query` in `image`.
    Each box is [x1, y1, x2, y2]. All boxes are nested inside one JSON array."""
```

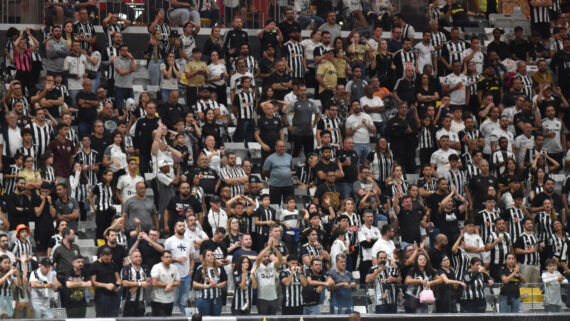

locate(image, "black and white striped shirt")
[[41, 166, 56, 183], [318, 116, 342, 145], [530, 2, 550, 23], [0, 275, 14, 296], [551, 232, 569, 263], [464, 163, 481, 184], [104, 24, 124, 48], [71, 178, 89, 202], [535, 211, 555, 244], [300, 243, 322, 265], [11, 239, 32, 273], [418, 126, 436, 149], [466, 73, 481, 97], [551, 0, 561, 12], [74, 149, 99, 186], [514, 73, 533, 98], [461, 271, 491, 300], [417, 176, 438, 193], [445, 168, 466, 197], [3, 164, 21, 195], [282, 41, 305, 79], [476, 209, 500, 242], [401, 24, 414, 40], [154, 23, 171, 46], [452, 247, 470, 281], [8, 96, 30, 116], [486, 231, 512, 266], [491, 150, 515, 177], [73, 20, 96, 51], [280, 269, 303, 307], [405, 268, 433, 298], [91, 182, 113, 211], [232, 270, 253, 310], [253, 206, 276, 235], [387, 180, 409, 198], [296, 163, 315, 186], [368, 263, 399, 305], [367, 151, 394, 184], [194, 99, 220, 117], [459, 128, 482, 154], [504, 207, 525, 241], [232, 55, 257, 75], [232, 90, 256, 120], [442, 40, 468, 66], [431, 31, 447, 58], [121, 264, 148, 302], [103, 46, 119, 80], [393, 49, 415, 77], [66, 127, 79, 148], [515, 232, 540, 265], [220, 166, 246, 197], [195, 266, 226, 299], [26, 121, 53, 156]]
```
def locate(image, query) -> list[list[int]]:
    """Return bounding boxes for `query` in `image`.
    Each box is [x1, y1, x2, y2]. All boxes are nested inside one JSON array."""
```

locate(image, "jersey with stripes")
[[282, 41, 305, 79]]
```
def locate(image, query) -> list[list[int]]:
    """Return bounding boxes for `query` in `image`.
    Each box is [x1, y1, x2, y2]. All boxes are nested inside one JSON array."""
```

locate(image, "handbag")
[[86, 70, 98, 79], [419, 287, 435, 304]]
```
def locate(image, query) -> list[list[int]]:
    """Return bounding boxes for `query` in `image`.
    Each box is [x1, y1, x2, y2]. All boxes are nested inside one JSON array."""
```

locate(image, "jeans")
[[151, 301, 174, 316], [291, 134, 315, 158], [69, 89, 81, 108], [91, 72, 101, 93], [176, 275, 192, 316], [78, 121, 92, 139], [303, 304, 320, 315], [94, 292, 120, 317], [499, 295, 521, 313], [330, 305, 353, 314], [169, 8, 201, 26], [297, 15, 325, 29], [233, 118, 255, 144], [337, 182, 353, 200], [148, 59, 163, 86], [139, 153, 151, 174], [544, 304, 562, 312], [196, 296, 223, 316], [353, 143, 370, 165], [269, 185, 294, 205], [114, 87, 134, 113], [33, 305, 53, 319], [161, 88, 174, 104]]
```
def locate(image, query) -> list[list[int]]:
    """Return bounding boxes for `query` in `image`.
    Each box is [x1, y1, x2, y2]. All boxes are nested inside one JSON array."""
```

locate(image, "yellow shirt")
[[333, 57, 347, 79], [185, 60, 208, 88], [17, 169, 41, 194], [317, 61, 338, 93]]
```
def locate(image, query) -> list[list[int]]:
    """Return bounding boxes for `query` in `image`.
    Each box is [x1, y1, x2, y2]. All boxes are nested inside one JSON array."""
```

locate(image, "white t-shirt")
[[254, 261, 277, 300], [371, 237, 396, 261], [345, 112, 374, 144], [207, 208, 228, 232], [462, 48, 484, 74], [430, 148, 459, 177], [30, 269, 58, 308], [480, 118, 500, 155], [414, 42, 435, 72], [165, 235, 195, 278], [117, 173, 144, 203], [185, 227, 209, 260], [514, 134, 534, 166], [329, 239, 347, 271], [151, 263, 180, 303], [207, 63, 227, 87], [450, 119, 465, 134], [63, 54, 88, 90], [542, 117, 563, 153], [444, 72, 468, 105], [360, 95, 385, 122], [358, 225, 381, 261], [436, 127, 460, 143], [463, 232, 484, 260]]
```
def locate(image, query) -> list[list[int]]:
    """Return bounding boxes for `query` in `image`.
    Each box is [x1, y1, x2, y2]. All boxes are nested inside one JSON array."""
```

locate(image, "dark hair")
[[234, 255, 251, 274], [380, 224, 392, 235], [215, 227, 226, 235]]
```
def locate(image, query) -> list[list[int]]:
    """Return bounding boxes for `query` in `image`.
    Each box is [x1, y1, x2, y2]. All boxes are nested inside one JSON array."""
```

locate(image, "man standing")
[[48, 123, 75, 183], [165, 221, 195, 316], [280, 255, 307, 315], [75, 79, 98, 138], [329, 254, 356, 314], [345, 100, 375, 164], [220, 153, 248, 197], [357, 210, 381, 284], [514, 218, 543, 283], [150, 250, 181, 316], [484, 217, 513, 281], [122, 181, 159, 233], [133, 101, 159, 174], [116, 158, 145, 207], [443, 61, 469, 108], [114, 44, 137, 112], [185, 48, 208, 108], [255, 101, 285, 163], [52, 228, 81, 284], [90, 246, 122, 317], [285, 84, 320, 158], [121, 250, 151, 317], [30, 258, 60, 319], [360, 85, 385, 138], [385, 102, 419, 174], [262, 140, 294, 205], [282, 26, 306, 80], [231, 76, 256, 144], [302, 258, 333, 315], [45, 25, 69, 76], [254, 239, 284, 315], [63, 255, 90, 318], [64, 41, 87, 105], [222, 16, 249, 62], [164, 181, 203, 236]]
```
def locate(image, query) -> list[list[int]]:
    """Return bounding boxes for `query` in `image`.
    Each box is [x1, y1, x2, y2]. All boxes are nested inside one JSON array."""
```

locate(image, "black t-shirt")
[[531, 192, 563, 214], [442, 3, 467, 22], [394, 77, 417, 105], [513, 112, 536, 136], [89, 134, 111, 161], [64, 268, 89, 308], [44, 88, 63, 118], [425, 192, 446, 218], [76, 91, 98, 122], [256, 115, 283, 151], [314, 160, 339, 184], [434, 208, 460, 245], [97, 116, 119, 135], [428, 247, 447, 270], [138, 240, 163, 269], [199, 239, 228, 261], [469, 174, 499, 210], [31, 194, 55, 233], [336, 149, 359, 183], [166, 195, 203, 234], [500, 266, 522, 298], [89, 260, 120, 296], [266, 72, 291, 100], [398, 209, 422, 244], [96, 245, 127, 269], [477, 76, 503, 105], [303, 270, 328, 306], [190, 166, 218, 195]]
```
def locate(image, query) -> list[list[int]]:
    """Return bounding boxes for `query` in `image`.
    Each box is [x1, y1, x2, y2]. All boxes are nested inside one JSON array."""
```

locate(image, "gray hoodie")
[[45, 38, 69, 73]]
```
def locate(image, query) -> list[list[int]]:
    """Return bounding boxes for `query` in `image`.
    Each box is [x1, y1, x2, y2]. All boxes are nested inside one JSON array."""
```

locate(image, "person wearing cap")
[[29, 258, 60, 318], [90, 246, 122, 317], [11, 223, 32, 275]]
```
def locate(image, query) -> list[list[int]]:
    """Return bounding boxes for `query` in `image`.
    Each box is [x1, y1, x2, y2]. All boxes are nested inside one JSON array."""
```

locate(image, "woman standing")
[[366, 138, 394, 191], [301, 30, 321, 90], [201, 135, 226, 174], [70, 161, 90, 221], [193, 249, 227, 316], [465, 61, 481, 116], [231, 256, 257, 315], [206, 50, 229, 106], [437, 255, 466, 312], [160, 52, 180, 103], [88, 169, 115, 242], [13, 29, 39, 95], [536, 198, 558, 247], [386, 165, 409, 198], [201, 109, 223, 148], [102, 130, 128, 180], [202, 27, 224, 60], [0, 255, 21, 318], [499, 253, 526, 312], [62, 22, 74, 48], [38, 152, 55, 189], [17, 155, 42, 195], [370, 39, 393, 88], [404, 253, 440, 313], [460, 257, 494, 313], [84, 43, 102, 93], [225, 218, 243, 255], [145, 29, 165, 86]]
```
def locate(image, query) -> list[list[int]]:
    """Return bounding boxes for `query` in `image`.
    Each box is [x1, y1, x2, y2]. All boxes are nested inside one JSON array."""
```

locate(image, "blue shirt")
[[263, 152, 293, 187], [329, 269, 354, 307]]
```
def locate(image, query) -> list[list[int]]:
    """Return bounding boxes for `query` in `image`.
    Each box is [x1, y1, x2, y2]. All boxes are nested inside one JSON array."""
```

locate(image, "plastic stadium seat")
[[488, 13, 531, 35]]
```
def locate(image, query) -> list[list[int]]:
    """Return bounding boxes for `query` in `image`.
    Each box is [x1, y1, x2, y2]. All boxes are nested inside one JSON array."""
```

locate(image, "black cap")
[[210, 195, 222, 203], [40, 257, 52, 266]]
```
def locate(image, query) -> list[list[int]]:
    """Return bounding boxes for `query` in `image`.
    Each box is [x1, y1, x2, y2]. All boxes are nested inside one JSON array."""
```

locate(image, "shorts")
[[35, 228, 54, 252]]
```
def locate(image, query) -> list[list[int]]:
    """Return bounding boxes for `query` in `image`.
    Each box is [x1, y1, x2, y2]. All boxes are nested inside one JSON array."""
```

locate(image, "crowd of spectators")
[[0, 0, 569, 318]]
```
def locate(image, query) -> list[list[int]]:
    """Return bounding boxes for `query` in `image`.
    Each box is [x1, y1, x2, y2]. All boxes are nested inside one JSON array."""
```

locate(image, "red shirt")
[[48, 137, 75, 178]]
